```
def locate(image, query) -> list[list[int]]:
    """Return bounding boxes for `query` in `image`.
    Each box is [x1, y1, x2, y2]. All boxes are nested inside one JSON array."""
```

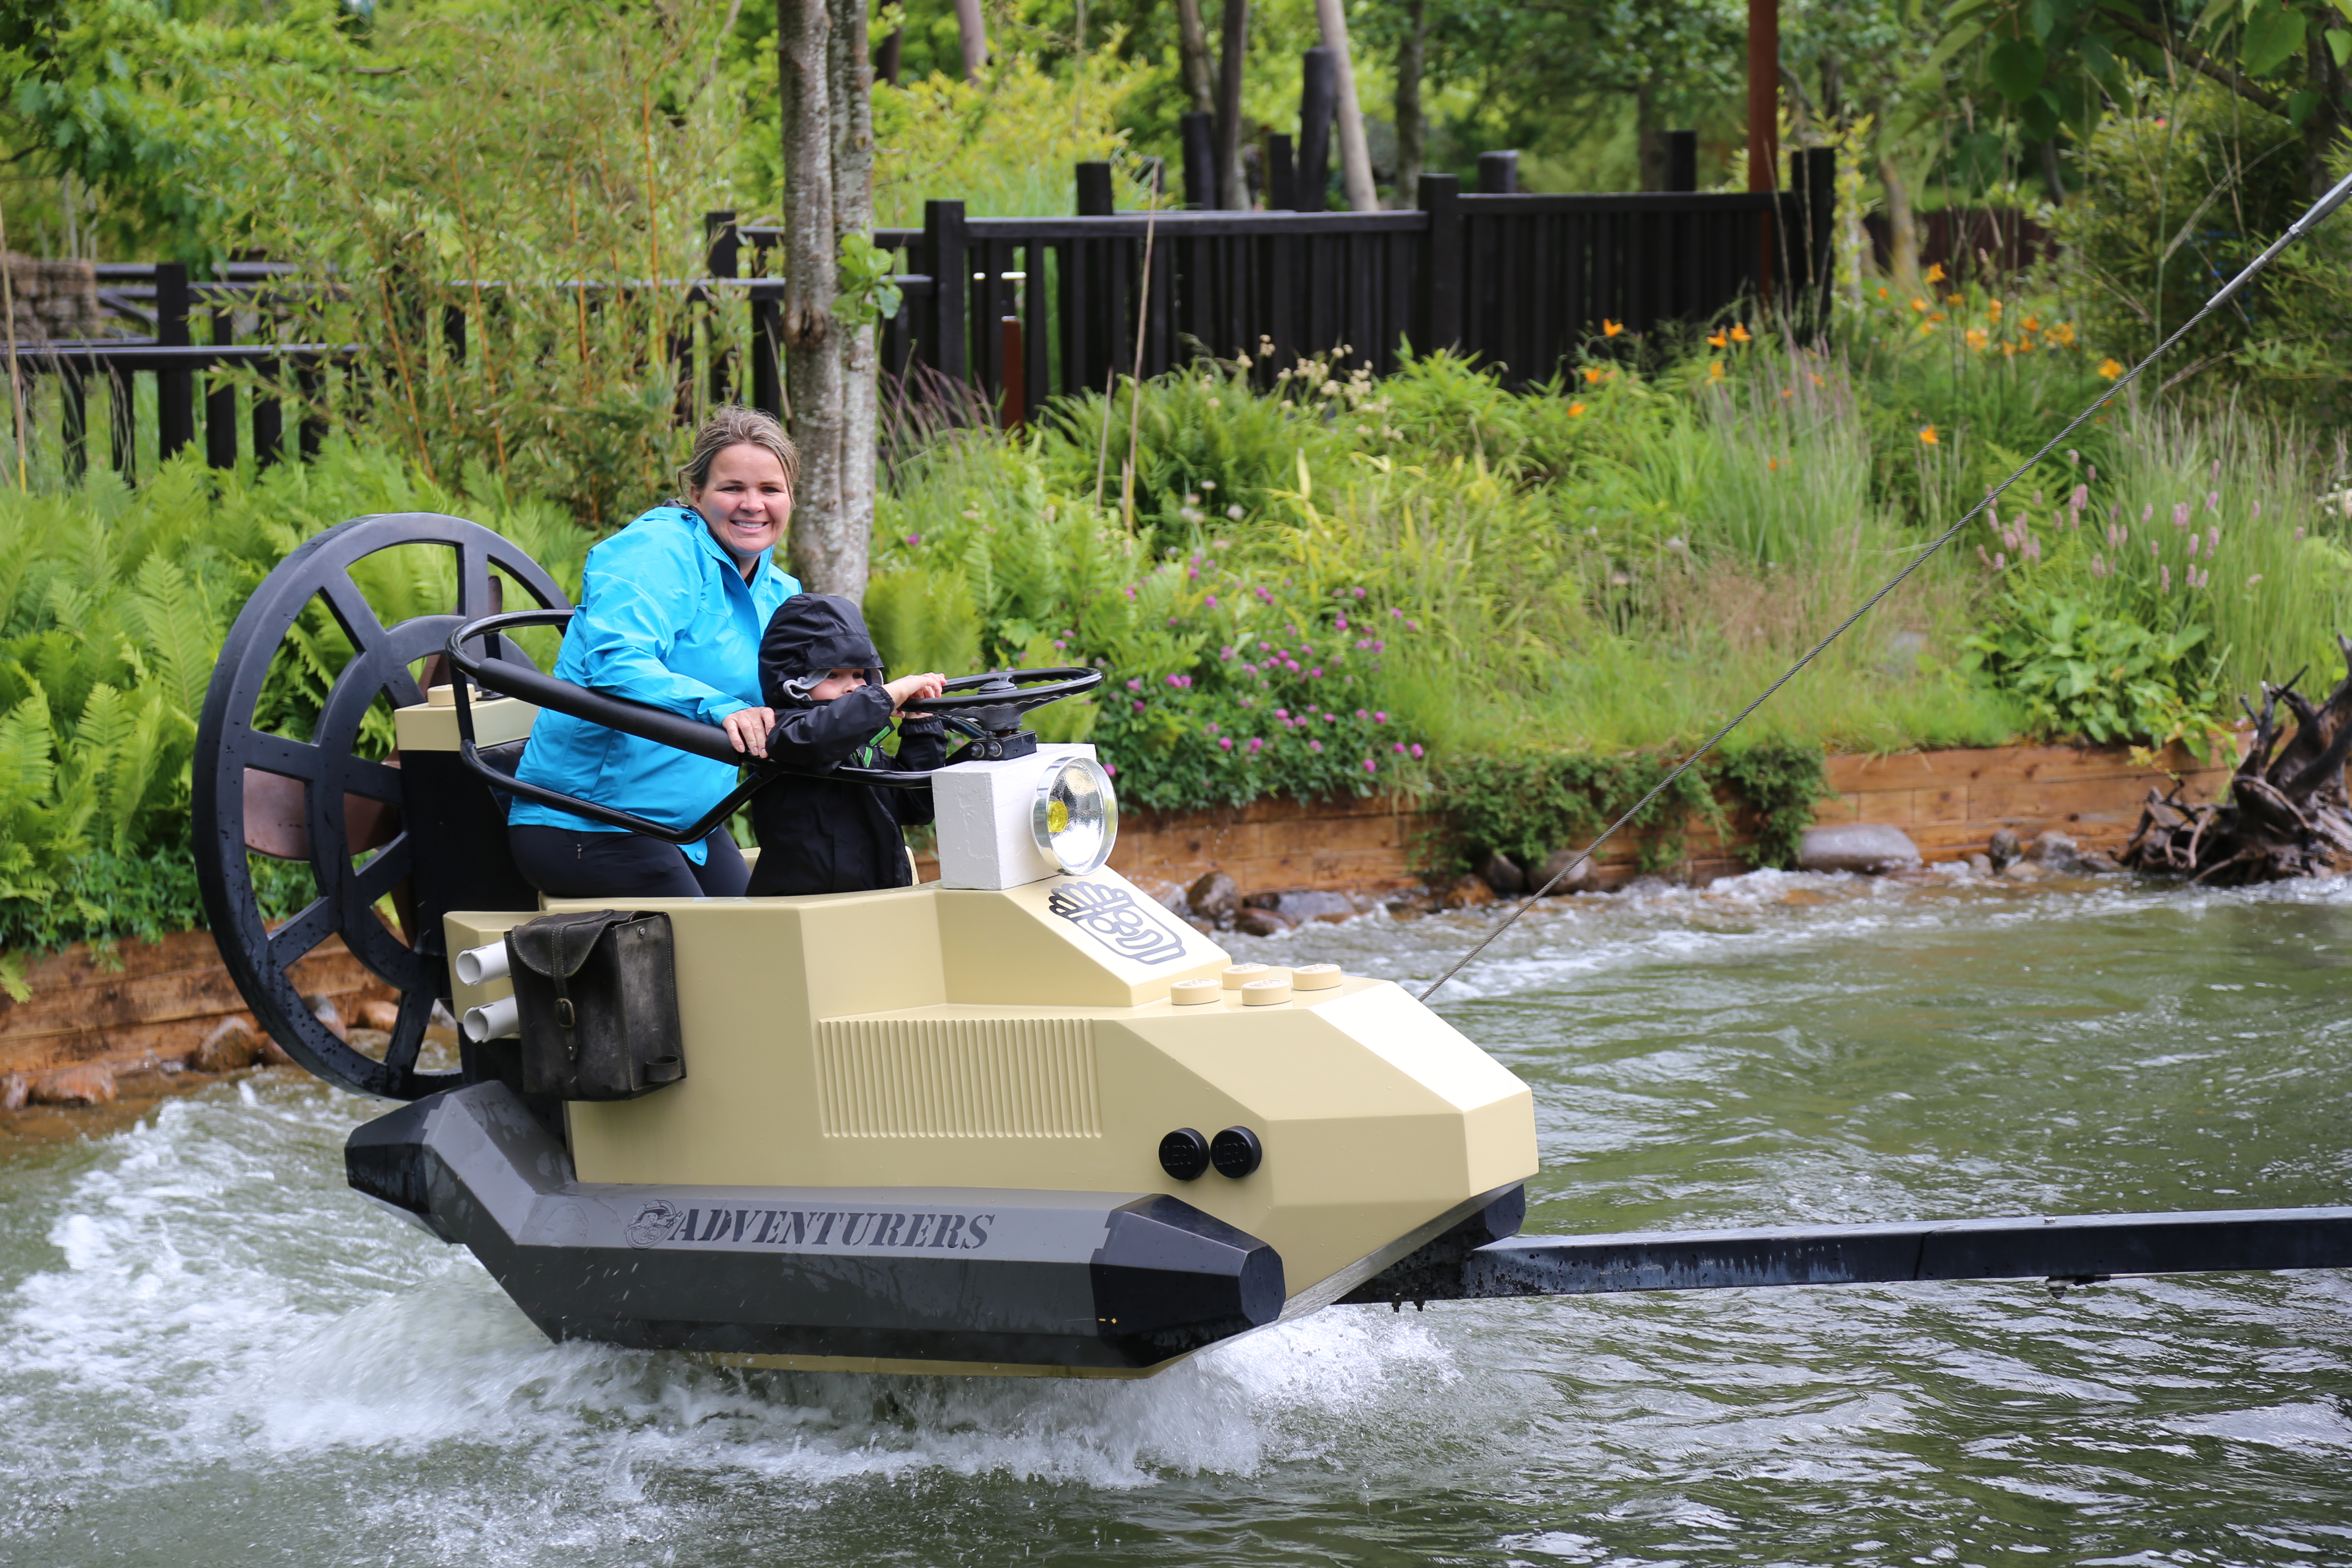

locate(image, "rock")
[[2028, 830, 2081, 869], [1440, 875, 1495, 910], [1234, 907, 1294, 937], [358, 999, 402, 1033], [2076, 849, 2122, 874], [305, 992, 349, 1043], [1966, 853, 1994, 876], [192, 1017, 261, 1074], [1385, 887, 1440, 918], [2000, 858, 2049, 882], [32, 1063, 116, 1106], [1246, 889, 1358, 924], [1, 1072, 26, 1111], [1796, 823, 1923, 875], [1477, 851, 1526, 897], [1987, 828, 2021, 871], [1186, 870, 1240, 924], [1533, 848, 1599, 895], [258, 1033, 296, 1067]]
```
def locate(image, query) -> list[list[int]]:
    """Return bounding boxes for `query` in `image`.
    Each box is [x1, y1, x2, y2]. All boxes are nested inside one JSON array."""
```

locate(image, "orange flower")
[[2098, 358, 2124, 379], [1602, 319, 1623, 337], [1808, 373, 1824, 386], [1779, 387, 1794, 399], [1946, 293, 1964, 307], [1987, 298, 2004, 320], [1582, 366, 1609, 384], [1910, 297, 1928, 313], [1707, 329, 1729, 348], [1729, 322, 1752, 344], [1568, 401, 1588, 417], [2049, 322, 2076, 346], [1707, 360, 1726, 382], [1767, 457, 1781, 472], [2022, 315, 2041, 333], [1877, 285, 1890, 299], [1925, 262, 1946, 284], [1918, 425, 1939, 445], [1965, 326, 1989, 351]]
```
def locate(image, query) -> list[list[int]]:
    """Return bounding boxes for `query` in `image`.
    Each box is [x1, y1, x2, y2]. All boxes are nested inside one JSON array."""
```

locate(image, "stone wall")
[[2, 254, 99, 342]]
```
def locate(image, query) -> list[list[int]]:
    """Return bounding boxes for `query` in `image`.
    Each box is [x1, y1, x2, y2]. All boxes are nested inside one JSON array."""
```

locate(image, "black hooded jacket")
[[744, 594, 946, 897]]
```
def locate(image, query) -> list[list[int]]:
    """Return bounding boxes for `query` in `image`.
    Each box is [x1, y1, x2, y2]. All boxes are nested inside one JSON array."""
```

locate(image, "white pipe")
[[453, 941, 510, 988], [462, 994, 519, 1043]]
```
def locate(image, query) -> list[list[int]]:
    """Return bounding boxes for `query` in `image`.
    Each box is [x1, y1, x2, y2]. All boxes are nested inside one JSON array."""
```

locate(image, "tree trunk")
[[1215, 0, 1250, 210], [832, 0, 876, 603], [1313, 0, 1379, 211], [1393, 0, 1426, 202], [1636, 80, 1661, 192], [779, 0, 848, 596], [1879, 150, 1921, 295], [953, 0, 988, 81], [2305, 34, 2349, 201], [2123, 639, 2352, 883], [1176, 0, 1217, 116]]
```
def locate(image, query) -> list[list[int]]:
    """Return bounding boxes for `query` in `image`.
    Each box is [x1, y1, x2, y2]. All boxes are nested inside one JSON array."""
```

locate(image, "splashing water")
[[6, 870, 2352, 1564]]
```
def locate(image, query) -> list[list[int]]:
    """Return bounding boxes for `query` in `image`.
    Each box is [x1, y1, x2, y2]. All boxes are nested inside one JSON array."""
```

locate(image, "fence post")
[[1662, 131, 1698, 193], [1267, 134, 1297, 211], [704, 209, 738, 409], [156, 262, 194, 460], [205, 300, 236, 470], [1179, 112, 1215, 209], [1803, 146, 1835, 332], [749, 234, 783, 420], [1075, 162, 1115, 217], [1476, 151, 1519, 195], [924, 199, 969, 386], [61, 362, 86, 484], [1418, 173, 1462, 354], [1298, 48, 1336, 212]]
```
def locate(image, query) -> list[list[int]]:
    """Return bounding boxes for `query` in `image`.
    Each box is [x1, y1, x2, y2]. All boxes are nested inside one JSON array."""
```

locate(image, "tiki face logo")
[[625, 1199, 686, 1249], [1046, 880, 1187, 965]]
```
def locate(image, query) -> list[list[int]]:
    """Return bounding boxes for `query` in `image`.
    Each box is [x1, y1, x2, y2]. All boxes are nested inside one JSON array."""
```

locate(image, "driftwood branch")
[[2124, 635, 2352, 884]]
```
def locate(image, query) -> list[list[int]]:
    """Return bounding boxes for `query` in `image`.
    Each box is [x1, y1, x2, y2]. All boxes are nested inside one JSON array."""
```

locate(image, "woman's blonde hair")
[[678, 405, 798, 494]]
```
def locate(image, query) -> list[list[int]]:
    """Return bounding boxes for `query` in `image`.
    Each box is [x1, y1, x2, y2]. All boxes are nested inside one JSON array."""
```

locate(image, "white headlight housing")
[[1031, 755, 1118, 876]]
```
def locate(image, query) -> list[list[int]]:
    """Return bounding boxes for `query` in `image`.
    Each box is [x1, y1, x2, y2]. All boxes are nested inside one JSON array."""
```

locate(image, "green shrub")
[[1960, 591, 2223, 751]]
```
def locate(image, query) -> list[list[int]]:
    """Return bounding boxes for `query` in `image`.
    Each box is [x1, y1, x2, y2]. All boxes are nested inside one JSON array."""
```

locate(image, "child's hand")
[[885, 672, 947, 714]]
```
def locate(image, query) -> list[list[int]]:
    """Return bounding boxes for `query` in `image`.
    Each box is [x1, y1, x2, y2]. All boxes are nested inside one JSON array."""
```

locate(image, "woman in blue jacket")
[[507, 407, 802, 898]]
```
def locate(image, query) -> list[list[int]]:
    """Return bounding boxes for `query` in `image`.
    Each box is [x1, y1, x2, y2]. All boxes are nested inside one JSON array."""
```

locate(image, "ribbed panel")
[[815, 1017, 1102, 1138]]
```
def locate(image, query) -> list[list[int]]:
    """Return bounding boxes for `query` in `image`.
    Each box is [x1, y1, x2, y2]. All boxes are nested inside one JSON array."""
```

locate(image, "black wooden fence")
[[5, 149, 1834, 476]]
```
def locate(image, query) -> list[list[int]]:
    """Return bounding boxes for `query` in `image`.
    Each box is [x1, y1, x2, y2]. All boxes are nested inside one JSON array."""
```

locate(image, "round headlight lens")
[[1031, 756, 1118, 875]]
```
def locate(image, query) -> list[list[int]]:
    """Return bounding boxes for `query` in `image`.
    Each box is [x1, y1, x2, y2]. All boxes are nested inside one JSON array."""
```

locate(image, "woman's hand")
[[721, 705, 776, 758], [885, 672, 947, 715]]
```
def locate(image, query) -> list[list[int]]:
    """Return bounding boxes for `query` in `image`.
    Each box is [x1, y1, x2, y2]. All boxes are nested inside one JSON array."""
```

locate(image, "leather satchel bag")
[[505, 910, 685, 1101]]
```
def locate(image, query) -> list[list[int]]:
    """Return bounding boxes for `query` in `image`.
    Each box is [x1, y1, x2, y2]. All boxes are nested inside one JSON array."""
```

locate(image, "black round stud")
[[1158, 1127, 1211, 1181], [1210, 1125, 1264, 1179]]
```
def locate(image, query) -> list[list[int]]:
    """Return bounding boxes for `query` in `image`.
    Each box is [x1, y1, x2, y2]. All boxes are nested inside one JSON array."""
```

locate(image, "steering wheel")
[[922, 668, 1104, 741]]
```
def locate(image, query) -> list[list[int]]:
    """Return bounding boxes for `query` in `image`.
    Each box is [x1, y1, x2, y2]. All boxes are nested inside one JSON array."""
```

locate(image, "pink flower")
[[1131, 700, 1145, 714], [2161, 565, 2172, 592], [1126, 678, 1142, 692], [1362, 758, 1378, 774], [1104, 762, 1118, 775], [1390, 607, 1404, 619], [2208, 526, 2220, 553], [1409, 743, 1424, 759], [1393, 741, 1408, 754], [1308, 666, 1323, 678], [1993, 551, 2006, 570], [1308, 740, 1323, 753], [1335, 616, 1349, 631], [1355, 708, 1369, 720], [2069, 485, 2088, 514], [2173, 502, 2191, 528], [1274, 708, 1289, 720], [1219, 737, 1234, 751], [1220, 646, 1235, 660], [2205, 490, 2219, 512], [1353, 587, 1366, 599], [1206, 594, 1219, 608], [1373, 710, 1387, 723], [1246, 737, 1263, 752], [2252, 499, 2262, 519], [904, 533, 922, 546]]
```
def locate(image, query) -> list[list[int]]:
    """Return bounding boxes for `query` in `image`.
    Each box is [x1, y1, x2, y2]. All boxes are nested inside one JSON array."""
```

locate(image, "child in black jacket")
[[745, 594, 949, 896]]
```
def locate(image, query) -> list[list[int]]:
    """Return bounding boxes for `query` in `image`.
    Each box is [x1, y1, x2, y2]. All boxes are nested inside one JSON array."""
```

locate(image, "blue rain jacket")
[[509, 505, 802, 862]]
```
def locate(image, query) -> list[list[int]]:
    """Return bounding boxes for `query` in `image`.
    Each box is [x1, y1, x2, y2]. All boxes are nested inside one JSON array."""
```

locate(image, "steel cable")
[[1418, 169, 2352, 1003]]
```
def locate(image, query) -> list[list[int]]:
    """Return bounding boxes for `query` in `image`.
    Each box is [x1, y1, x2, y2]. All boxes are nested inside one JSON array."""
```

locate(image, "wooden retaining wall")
[[0, 930, 395, 1080], [1104, 738, 2236, 897]]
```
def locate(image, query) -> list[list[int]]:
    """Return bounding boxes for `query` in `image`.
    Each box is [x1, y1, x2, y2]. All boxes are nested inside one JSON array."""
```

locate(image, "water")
[[7, 870, 2352, 1565]]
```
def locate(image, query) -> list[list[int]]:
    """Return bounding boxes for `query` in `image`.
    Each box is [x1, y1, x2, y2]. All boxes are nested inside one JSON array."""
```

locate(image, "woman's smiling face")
[[690, 442, 793, 571]]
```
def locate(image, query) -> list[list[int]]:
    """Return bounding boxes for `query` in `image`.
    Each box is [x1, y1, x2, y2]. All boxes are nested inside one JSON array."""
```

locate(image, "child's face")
[[806, 668, 867, 701]]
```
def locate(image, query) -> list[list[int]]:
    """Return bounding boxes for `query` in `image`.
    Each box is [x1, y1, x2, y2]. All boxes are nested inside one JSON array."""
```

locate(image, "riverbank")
[[3, 735, 2235, 1090]]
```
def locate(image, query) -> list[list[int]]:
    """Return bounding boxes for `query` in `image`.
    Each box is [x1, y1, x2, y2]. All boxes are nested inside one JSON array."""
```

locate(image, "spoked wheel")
[[193, 513, 570, 1100]]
